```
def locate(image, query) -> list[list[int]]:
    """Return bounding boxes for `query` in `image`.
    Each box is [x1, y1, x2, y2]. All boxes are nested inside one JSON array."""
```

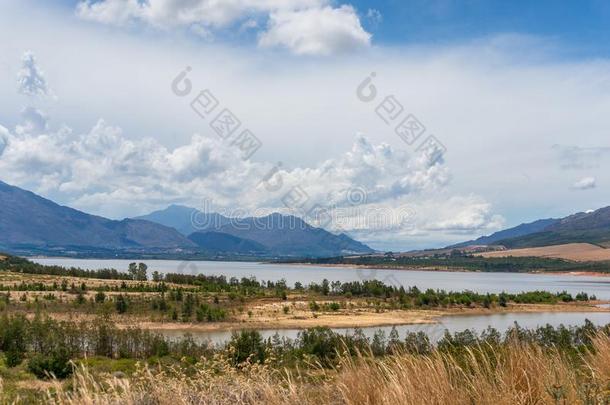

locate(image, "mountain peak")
[[0, 180, 195, 252], [135, 206, 373, 257], [453, 205, 610, 250]]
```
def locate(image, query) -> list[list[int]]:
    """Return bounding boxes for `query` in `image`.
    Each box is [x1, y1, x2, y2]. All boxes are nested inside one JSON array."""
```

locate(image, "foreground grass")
[[3, 334, 608, 405]]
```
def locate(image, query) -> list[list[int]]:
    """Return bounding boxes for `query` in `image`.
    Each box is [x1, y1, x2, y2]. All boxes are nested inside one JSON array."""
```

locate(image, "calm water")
[[158, 311, 610, 345], [32, 257, 610, 299], [30, 258, 610, 344]]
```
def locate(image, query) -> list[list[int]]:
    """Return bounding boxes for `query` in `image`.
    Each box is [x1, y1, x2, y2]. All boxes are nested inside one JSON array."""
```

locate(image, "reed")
[[30, 335, 610, 405]]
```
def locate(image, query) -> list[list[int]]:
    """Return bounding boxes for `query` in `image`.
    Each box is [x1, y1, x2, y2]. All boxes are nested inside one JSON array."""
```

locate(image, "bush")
[[5, 348, 24, 367], [28, 349, 73, 379], [228, 330, 266, 365], [115, 294, 128, 314], [0, 314, 27, 367]]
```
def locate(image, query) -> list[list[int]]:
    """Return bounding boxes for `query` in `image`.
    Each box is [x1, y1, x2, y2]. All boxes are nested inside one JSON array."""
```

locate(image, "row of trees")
[[1, 313, 607, 378]]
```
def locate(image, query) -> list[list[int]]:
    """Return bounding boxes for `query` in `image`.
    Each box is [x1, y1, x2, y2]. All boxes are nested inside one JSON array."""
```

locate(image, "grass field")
[[5, 333, 610, 405], [478, 243, 610, 262], [1, 256, 609, 403]]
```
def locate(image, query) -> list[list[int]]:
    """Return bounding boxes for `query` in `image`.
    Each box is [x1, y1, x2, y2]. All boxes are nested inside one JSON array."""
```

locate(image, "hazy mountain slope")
[[0, 181, 195, 250], [188, 231, 268, 254], [497, 207, 610, 248], [134, 204, 230, 236], [450, 218, 559, 248], [137, 206, 374, 257], [211, 213, 374, 257]]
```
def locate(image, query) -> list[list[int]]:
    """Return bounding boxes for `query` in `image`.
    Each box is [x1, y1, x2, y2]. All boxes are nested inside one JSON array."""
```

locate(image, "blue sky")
[[1, 0, 610, 250], [361, 0, 610, 52], [50, 0, 610, 57]]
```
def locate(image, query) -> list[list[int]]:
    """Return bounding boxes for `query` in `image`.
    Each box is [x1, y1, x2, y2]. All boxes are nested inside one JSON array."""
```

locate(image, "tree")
[[95, 291, 106, 303], [322, 279, 330, 296], [128, 263, 138, 280], [137, 263, 148, 281], [115, 294, 128, 314], [128, 262, 148, 281], [499, 293, 508, 307], [182, 294, 195, 321], [0, 315, 28, 367], [228, 330, 266, 365]]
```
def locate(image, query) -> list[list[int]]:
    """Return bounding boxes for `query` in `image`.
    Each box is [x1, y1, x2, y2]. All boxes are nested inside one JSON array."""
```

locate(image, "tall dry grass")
[[15, 336, 610, 405]]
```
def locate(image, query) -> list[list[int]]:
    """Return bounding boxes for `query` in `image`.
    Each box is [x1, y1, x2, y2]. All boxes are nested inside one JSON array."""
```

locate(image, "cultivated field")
[[478, 243, 610, 262]]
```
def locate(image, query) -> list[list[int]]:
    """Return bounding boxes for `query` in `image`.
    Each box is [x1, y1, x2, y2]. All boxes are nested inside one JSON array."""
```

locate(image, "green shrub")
[[28, 349, 73, 379], [95, 291, 106, 303], [228, 330, 266, 365]]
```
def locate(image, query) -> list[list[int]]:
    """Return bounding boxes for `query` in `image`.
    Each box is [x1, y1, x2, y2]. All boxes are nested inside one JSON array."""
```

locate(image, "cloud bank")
[[0, 50, 505, 250], [76, 0, 371, 55]]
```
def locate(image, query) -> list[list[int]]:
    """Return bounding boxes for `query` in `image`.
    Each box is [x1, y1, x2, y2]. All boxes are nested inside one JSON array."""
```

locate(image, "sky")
[[1, 0, 610, 251]]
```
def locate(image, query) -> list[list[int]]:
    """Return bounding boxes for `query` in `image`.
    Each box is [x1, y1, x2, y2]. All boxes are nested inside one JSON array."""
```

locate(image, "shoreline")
[[125, 302, 610, 334], [277, 262, 610, 277], [27, 256, 610, 277]]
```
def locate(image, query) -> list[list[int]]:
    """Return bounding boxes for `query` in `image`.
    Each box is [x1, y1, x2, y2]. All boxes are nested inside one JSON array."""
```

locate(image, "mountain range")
[[0, 181, 372, 258], [137, 205, 373, 257], [453, 206, 610, 249]]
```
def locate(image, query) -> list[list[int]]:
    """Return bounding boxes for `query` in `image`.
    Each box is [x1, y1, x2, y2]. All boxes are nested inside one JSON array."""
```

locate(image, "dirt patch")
[[478, 243, 610, 262]]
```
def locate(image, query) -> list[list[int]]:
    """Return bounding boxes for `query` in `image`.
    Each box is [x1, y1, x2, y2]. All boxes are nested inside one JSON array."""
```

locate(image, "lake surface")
[[158, 311, 610, 345], [30, 258, 610, 344], [32, 257, 610, 299]]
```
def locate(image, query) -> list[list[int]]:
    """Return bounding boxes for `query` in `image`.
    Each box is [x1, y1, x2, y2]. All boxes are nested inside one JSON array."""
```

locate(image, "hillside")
[[137, 207, 374, 257], [497, 206, 610, 248], [134, 205, 230, 236], [197, 213, 373, 257], [188, 231, 268, 254], [478, 243, 610, 262], [0, 181, 195, 252], [450, 218, 558, 248]]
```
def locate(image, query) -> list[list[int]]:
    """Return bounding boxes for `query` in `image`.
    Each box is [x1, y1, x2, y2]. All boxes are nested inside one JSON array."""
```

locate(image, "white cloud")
[[365, 8, 382, 27], [16, 106, 48, 134], [258, 5, 371, 55], [0, 126, 8, 157], [572, 176, 596, 190], [17, 51, 50, 98], [0, 114, 452, 220], [76, 0, 371, 55], [422, 196, 505, 233], [76, 0, 325, 28], [553, 145, 610, 169]]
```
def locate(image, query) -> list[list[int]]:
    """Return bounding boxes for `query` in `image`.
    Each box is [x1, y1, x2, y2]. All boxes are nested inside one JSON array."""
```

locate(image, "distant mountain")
[[207, 213, 373, 257], [134, 205, 230, 236], [188, 231, 268, 254], [0, 181, 195, 252], [453, 206, 610, 250], [137, 206, 374, 257], [450, 218, 559, 248], [497, 206, 610, 248]]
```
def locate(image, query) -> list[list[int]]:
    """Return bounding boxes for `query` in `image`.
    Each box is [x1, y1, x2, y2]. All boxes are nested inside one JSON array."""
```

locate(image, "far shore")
[[276, 261, 610, 277]]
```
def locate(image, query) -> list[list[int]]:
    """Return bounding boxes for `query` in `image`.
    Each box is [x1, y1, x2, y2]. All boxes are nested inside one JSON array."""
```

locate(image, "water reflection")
[[156, 311, 610, 345]]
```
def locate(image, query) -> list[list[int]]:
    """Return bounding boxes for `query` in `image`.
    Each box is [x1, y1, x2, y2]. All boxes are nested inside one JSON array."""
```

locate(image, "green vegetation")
[[0, 313, 608, 380], [295, 253, 610, 272]]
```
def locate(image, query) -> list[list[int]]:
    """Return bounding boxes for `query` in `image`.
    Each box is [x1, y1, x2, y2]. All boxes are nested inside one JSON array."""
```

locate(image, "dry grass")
[[479, 243, 610, 262], [12, 336, 609, 405]]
